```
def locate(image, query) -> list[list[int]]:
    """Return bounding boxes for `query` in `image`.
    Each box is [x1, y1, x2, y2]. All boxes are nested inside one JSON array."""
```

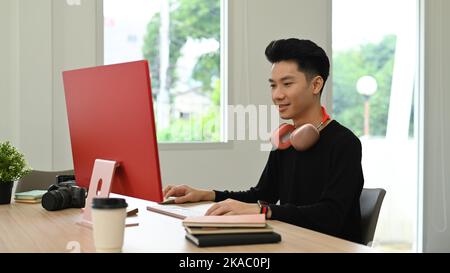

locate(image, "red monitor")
[[62, 60, 163, 203]]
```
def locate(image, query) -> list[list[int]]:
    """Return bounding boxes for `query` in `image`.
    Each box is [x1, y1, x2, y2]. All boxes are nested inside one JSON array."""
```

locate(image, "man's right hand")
[[162, 185, 215, 204]]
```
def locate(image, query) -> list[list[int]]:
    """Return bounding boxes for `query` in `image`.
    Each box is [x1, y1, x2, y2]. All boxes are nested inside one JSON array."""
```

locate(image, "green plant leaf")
[[0, 141, 32, 182]]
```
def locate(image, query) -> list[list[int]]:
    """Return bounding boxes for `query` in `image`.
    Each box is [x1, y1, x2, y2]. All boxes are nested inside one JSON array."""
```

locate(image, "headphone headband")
[[316, 106, 331, 131]]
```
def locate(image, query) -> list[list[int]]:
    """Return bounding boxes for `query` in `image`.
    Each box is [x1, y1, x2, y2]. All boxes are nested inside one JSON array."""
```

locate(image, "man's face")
[[269, 61, 321, 121]]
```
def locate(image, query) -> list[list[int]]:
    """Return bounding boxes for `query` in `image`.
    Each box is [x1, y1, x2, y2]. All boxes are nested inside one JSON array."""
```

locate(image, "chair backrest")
[[15, 170, 74, 192], [360, 188, 386, 246]]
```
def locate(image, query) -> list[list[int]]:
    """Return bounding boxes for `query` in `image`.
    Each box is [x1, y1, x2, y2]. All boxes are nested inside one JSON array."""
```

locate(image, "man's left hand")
[[205, 198, 259, 216]]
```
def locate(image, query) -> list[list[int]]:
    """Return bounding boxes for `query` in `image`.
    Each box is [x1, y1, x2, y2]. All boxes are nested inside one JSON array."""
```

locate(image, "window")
[[333, 0, 419, 251], [104, 0, 223, 143]]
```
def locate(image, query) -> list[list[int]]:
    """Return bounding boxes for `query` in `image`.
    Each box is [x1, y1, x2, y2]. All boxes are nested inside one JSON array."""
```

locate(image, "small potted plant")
[[0, 141, 32, 204]]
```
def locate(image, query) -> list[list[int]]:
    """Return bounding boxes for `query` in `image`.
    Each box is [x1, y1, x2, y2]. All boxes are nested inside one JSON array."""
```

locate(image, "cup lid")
[[92, 198, 128, 209]]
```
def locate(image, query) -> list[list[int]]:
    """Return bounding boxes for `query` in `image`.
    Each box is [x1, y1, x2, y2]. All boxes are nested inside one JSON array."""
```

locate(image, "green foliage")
[[142, 0, 221, 142], [193, 51, 220, 92], [157, 79, 221, 142], [333, 35, 397, 137], [0, 141, 32, 182], [142, 0, 220, 92], [211, 79, 221, 107], [157, 107, 221, 142], [143, 13, 161, 90]]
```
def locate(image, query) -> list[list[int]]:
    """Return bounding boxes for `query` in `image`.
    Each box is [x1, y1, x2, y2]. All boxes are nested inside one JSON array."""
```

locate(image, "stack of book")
[[182, 214, 282, 247], [14, 190, 47, 204]]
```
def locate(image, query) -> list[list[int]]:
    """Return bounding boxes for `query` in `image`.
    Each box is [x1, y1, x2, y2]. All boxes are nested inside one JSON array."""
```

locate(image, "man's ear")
[[311, 76, 324, 95]]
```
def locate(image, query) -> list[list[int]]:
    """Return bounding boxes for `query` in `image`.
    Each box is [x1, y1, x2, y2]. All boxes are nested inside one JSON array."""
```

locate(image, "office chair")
[[360, 188, 386, 246], [15, 169, 75, 193]]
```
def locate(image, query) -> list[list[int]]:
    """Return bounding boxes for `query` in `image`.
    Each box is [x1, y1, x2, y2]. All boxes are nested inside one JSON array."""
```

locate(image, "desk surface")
[[0, 196, 374, 253]]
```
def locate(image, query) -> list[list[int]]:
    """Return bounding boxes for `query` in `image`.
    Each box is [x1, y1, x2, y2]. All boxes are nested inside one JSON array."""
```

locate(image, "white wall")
[[0, 0, 331, 192], [18, 0, 54, 170], [0, 0, 17, 144], [0, 1, 11, 140], [422, 0, 450, 253], [0, 0, 101, 170], [51, 0, 101, 170]]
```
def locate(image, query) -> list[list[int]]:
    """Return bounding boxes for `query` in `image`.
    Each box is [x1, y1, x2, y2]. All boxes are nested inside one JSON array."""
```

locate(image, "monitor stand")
[[78, 159, 138, 228]]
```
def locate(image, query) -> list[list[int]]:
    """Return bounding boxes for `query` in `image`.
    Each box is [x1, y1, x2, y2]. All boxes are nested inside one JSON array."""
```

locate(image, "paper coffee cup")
[[92, 198, 128, 253]]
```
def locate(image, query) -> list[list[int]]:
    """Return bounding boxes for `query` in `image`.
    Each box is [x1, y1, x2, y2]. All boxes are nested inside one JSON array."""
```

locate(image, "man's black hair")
[[265, 38, 330, 94]]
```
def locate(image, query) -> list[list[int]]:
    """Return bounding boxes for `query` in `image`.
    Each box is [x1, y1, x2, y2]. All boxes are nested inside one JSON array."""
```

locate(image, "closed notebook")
[[185, 224, 274, 235], [185, 232, 282, 247], [183, 214, 266, 228], [14, 198, 42, 204], [14, 190, 47, 200]]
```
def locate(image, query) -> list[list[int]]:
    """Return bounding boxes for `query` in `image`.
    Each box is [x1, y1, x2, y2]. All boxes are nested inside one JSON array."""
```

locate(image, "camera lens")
[[71, 187, 87, 208], [42, 188, 72, 211]]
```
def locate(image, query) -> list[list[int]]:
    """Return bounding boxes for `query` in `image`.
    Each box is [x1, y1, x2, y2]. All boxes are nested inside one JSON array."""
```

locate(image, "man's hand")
[[163, 185, 215, 204], [205, 199, 259, 216]]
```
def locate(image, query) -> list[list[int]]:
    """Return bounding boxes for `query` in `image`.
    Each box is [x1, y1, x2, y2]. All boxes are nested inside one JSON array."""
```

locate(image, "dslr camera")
[[42, 175, 87, 211]]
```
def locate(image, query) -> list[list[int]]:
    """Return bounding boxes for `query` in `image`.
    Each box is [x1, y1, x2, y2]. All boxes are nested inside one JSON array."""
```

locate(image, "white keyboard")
[[147, 204, 204, 220]]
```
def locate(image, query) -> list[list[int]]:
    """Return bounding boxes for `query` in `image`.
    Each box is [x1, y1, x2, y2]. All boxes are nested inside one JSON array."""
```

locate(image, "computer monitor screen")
[[62, 60, 163, 202]]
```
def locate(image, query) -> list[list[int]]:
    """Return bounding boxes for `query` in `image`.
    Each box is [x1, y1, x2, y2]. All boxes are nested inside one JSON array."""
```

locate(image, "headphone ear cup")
[[290, 124, 320, 151], [271, 123, 295, 150]]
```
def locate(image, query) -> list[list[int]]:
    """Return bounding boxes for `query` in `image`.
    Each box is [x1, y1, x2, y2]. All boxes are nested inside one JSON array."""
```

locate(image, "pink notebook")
[[182, 214, 266, 228]]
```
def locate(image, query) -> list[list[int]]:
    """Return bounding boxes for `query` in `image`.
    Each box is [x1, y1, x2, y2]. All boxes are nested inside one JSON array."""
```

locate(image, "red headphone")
[[271, 106, 331, 151]]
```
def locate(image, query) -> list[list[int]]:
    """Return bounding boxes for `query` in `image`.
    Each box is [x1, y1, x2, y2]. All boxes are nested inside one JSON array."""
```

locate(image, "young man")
[[163, 38, 364, 244]]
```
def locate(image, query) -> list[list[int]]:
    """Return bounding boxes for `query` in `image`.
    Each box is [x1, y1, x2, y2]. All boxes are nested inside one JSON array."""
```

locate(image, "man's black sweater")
[[214, 120, 364, 244]]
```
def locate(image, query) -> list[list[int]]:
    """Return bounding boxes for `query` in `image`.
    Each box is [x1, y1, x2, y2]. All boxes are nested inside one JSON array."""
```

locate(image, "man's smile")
[[277, 103, 290, 112]]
